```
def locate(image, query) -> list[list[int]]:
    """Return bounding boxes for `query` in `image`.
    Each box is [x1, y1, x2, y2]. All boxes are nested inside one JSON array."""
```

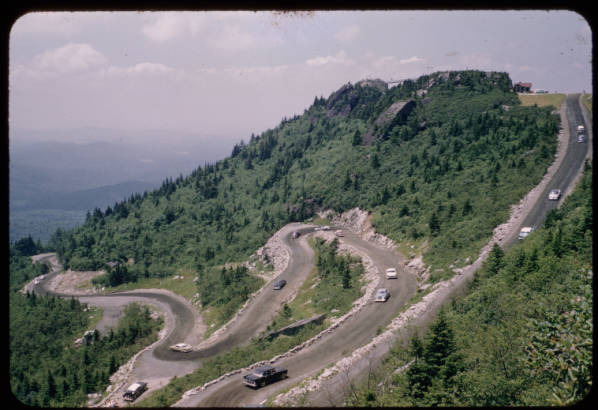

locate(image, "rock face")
[[355, 78, 388, 93], [264, 314, 327, 339], [325, 80, 387, 118], [363, 99, 416, 145]]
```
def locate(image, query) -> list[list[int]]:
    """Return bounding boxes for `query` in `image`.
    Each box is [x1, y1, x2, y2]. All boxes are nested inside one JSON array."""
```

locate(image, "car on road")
[[335, 230, 344, 237], [578, 134, 586, 143], [385, 268, 398, 279], [321, 226, 330, 231], [548, 189, 561, 200], [273, 279, 286, 290], [518, 226, 535, 240], [169, 343, 193, 352], [123, 381, 148, 401], [243, 365, 288, 388], [375, 288, 390, 302], [292, 231, 300, 239]]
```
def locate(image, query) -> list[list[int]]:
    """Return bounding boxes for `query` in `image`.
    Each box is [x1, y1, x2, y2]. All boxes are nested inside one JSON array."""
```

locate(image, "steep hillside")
[[346, 163, 592, 407], [51, 70, 560, 303]]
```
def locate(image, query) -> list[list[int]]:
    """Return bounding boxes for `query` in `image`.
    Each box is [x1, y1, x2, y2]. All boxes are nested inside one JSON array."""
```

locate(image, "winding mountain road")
[[29, 94, 591, 407]]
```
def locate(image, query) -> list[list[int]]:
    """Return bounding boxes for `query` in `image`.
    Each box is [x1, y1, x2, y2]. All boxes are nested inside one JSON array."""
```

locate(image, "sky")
[[9, 10, 593, 147]]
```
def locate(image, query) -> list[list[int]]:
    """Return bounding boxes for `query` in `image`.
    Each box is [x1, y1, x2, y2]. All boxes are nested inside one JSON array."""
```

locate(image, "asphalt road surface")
[[515, 94, 590, 240], [178, 228, 418, 407]]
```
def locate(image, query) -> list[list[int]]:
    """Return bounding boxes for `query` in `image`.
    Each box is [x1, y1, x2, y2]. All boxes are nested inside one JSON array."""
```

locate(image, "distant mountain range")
[[9, 128, 237, 242]]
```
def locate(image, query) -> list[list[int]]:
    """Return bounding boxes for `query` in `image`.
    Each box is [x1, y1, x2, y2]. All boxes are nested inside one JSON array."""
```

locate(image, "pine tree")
[[487, 243, 505, 275], [45, 369, 57, 400], [429, 212, 440, 236], [352, 129, 362, 146], [371, 153, 380, 169], [423, 309, 456, 372]]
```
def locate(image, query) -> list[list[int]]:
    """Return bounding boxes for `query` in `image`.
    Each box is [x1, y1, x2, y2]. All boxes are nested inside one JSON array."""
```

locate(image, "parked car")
[[578, 134, 586, 143], [169, 343, 193, 352], [335, 230, 344, 237], [385, 268, 398, 279], [123, 381, 148, 401], [375, 288, 390, 302], [321, 226, 331, 231], [273, 279, 287, 290], [548, 189, 561, 200], [518, 226, 535, 240], [243, 365, 288, 388]]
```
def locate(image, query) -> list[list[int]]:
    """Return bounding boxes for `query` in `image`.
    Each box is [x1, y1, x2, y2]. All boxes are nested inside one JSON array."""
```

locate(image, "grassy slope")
[[518, 93, 566, 108], [581, 93, 592, 113]]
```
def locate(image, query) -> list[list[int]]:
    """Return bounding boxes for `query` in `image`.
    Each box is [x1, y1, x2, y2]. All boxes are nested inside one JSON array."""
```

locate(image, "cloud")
[[207, 23, 283, 51], [142, 12, 204, 43], [99, 62, 178, 79], [306, 50, 352, 66], [399, 56, 424, 64], [34, 43, 106, 74], [372, 55, 398, 68], [334, 25, 360, 43]]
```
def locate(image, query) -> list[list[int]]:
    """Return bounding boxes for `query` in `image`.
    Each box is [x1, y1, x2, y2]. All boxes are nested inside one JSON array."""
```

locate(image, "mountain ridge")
[[49, 70, 559, 297]]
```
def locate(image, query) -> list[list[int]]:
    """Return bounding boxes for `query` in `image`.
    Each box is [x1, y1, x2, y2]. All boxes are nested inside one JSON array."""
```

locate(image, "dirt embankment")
[[46, 269, 106, 294]]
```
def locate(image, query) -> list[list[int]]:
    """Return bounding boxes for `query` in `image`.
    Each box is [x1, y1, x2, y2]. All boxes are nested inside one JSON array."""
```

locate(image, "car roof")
[[128, 382, 145, 390], [254, 365, 274, 372]]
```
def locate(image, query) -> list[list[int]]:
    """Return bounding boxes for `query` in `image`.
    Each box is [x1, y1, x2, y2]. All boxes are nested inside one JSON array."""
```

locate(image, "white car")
[[548, 189, 561, 201], [321, 226, 331, 231], [335, 230, 344, 237], [385, 268, 398, 279], [375, 288, 390, 302], [518, 227, 534, 240], [170, 343, 193, 352]]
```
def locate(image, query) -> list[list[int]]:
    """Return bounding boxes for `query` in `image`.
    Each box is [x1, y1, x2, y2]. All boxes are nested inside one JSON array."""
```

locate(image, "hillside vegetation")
[[50, 70, 560, 314], [9, 244, 163, 407], [518, 93, 566, 108], [346, 164, 592, 406]]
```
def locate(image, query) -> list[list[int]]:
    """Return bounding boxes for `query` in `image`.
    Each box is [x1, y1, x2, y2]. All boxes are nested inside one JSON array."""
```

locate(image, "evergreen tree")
[[352, 129, 362, 146], [487, 243, 505, 275], [45, 369, 57, 400], [429, 212, 440, 236], [371, 153, 380, 169]]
